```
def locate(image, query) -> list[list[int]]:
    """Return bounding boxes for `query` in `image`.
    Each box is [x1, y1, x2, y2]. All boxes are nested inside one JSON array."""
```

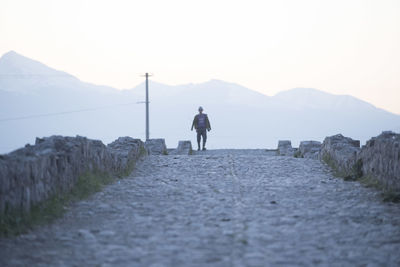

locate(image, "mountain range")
[[1, 50, 399, 153]]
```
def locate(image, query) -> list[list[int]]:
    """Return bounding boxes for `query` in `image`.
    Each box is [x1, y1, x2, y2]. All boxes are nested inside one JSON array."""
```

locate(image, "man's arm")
[[191, 115, 197, 131], [206, 115, 211, 131]]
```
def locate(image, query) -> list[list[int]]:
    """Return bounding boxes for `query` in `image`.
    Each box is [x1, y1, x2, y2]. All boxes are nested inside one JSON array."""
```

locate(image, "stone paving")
[[1, 149, 400, 266]]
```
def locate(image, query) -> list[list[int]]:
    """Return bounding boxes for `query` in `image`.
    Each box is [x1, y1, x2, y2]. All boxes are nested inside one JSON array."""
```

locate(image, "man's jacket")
[[191, 114, 211, 131]]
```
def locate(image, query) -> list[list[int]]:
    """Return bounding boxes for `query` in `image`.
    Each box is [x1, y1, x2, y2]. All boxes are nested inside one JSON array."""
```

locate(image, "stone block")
[[358, 131, 400, 191], [319, 134, 360, 177], [277, 140, 295, 156], [299, 141, 321, 159], [144, 139, 167, 155], [108, 137, 144, 173], [176, 141, 193, 155]]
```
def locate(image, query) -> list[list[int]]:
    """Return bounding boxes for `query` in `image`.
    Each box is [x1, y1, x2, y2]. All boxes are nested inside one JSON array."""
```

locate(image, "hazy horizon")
[[1, 50, 399, 154], [1, 50, 400, 118]]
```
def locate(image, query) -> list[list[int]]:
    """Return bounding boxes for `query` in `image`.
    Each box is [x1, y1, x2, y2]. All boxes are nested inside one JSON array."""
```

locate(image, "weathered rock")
[[107, 137, 144, 174], [358, 131, 400, 191], [144, 139, 167, 155], [0, 135, 144, 216], [277, 140, 296, 156], [319, 134, 360, 177], [176, 141, 193, 155], [299, 141, 321, 159]]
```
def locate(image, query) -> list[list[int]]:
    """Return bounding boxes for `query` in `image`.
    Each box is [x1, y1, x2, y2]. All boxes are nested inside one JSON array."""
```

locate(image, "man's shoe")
[[202, 147, 206, 151], [197, 148, 200, 151]]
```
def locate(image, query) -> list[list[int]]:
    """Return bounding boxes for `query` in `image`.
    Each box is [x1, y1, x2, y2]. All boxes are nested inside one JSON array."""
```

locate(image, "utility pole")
[[145, 73, 150, 141], [140, 73, 152, 141]]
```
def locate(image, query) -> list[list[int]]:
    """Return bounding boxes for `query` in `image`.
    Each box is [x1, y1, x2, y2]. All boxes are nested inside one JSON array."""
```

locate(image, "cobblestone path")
[[1, 150, 400, 266]]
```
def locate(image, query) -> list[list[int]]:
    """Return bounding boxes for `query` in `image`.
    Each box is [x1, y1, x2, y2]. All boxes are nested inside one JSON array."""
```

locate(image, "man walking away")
[[191, 106, 211, 151]]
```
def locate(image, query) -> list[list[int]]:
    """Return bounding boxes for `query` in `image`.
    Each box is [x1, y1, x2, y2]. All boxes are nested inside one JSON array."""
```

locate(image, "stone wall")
[[319, 131, 400, 192], [358, 131, 400, 191], [0, 136, 144, 216], [319, 134, 360, 177]]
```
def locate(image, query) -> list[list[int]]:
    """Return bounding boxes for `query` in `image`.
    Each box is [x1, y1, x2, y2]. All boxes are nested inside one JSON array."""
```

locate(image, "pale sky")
[[1, 0, 399, 114]]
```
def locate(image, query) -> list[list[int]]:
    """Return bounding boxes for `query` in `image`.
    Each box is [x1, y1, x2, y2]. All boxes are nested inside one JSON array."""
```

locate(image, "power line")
[[0, 74, 73, 78], [0, 102, 140, 122]]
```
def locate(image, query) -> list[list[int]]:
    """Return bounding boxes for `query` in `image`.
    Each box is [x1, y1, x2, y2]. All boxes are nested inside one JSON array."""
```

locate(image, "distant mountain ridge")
[[1, 51, 399, 153], [0, 51, 115, 94], [0, 50, 72, 77], [273, 87, 378, 111]]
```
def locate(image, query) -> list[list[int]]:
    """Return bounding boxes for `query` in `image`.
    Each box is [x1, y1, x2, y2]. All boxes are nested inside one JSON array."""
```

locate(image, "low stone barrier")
[[144, 139, 167, 155], [358, 131, 400, 191], [0, 136, 144, 216], [319, 134, 360, 177], [299, 141, 321, 159], [108, 137, 144, 174], [176, 141, 193, 155], [277, 140, 296, 156]]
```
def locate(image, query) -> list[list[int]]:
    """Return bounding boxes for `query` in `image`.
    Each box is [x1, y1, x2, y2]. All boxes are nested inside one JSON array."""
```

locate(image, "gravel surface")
[[1, 149, 400, 266]]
